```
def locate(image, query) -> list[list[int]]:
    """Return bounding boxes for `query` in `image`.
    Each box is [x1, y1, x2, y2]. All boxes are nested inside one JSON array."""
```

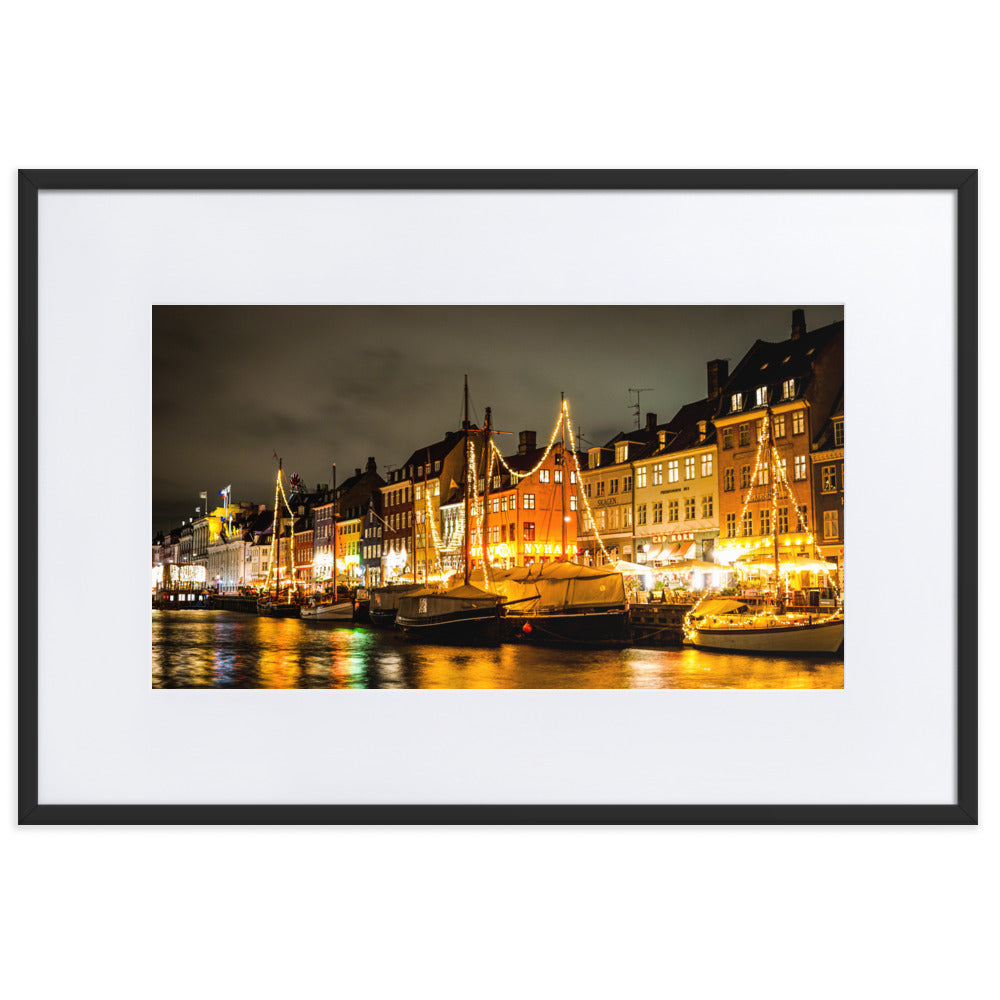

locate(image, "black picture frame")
[[18, 169, 978, 825]]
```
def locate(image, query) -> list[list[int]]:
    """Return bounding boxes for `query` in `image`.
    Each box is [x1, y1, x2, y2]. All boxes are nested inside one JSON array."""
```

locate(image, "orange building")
[[477, 430, 580, 570]]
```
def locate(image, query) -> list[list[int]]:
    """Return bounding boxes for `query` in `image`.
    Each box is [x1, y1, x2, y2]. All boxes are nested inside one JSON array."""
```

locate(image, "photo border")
[[17, 169, 978, 825]]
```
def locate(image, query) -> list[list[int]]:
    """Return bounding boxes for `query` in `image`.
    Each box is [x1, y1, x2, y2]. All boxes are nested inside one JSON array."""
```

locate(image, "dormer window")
[[755, 386, 768, 406], [782, 378, 795, 399], [730, 392, 743, 412], [615, 443, 629, 465]]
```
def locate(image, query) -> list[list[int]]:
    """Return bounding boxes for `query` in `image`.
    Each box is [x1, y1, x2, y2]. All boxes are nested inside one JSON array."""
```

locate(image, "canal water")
[[153, 610, 844, 689]]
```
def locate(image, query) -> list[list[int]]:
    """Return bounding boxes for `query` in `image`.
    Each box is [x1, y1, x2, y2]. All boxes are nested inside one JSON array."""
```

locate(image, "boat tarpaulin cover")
[[688, 598, 751, 620], [477, 563, 627, 613], [371, 583, 426, 611], [398, 583, 500, 618]]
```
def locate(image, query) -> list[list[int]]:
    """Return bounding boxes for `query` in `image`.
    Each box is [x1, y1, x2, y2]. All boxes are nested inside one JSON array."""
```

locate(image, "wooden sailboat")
[[300, 462, 355, 622], [395, 378, 502, 644], [688, 405, 844, 654], [491, 394, 631, 647], [257, 457, 300, 617]]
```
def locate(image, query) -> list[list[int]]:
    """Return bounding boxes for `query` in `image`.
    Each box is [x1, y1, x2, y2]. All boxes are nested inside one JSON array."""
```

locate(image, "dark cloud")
[[152, 304, 844, 533]]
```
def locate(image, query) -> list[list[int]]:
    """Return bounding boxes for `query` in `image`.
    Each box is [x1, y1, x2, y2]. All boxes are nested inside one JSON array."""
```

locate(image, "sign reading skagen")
[[593, 497, 621, 507]]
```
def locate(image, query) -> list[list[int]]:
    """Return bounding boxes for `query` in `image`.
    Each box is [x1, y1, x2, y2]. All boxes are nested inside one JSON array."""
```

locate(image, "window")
[[417, 465, 423, 478], [609, 478, 619, 494], [616, 443, 629, 464], [726, 513, 737, 537], [722, 427, 734, 450], [742, 511, 753, 536], [798, 506, 808, 531], [653, 502, 663, 523], [492, 475, 500, 490], [782, 378, 795, 399], [667, 500, 679, 522], [738, 424, 750, 447], [724, 468, 735, 492], [492, 497, 500, 513], [730, 392, 743, 412], [539, 469, 550, 483], [684, 497, 696, 520], [740, 465, 752, 489], [822, 465, 838, 493], [760, 508, 771, 536], [570, 496, 577, 511], [584, 483, 591, 497], [596, 481, 605, 497], [794, 455, 807, 480], [653, 464, 663, 485], [607, 507, 619, 530], [757, 465, 770, 486], [623, 475, 632, 493], [792, 410, 805, 435], [773, 414, 785, 438], [523, 494, 536, 509], [824, 510, 839, 539], [570, 471, 577, 484], [667, 461, 679, 483], [554, 470, 563, 483], [637, 504, 647, 525], [490, 525, 500, 543], [701, 495, 713, 518], [701, 453, 713, 477], [834, 419, 844, 447], [636, 466, 647, 489], [415, 484, 422, 501], [434, 461, 441, 473], [624, 507, 632, 527], [755, 386, 768, 406], [523, 522, 535, 541], [778, 507, 789, 534], [778, 457, 787, 479], [684, 456, 696, 480], [500, 497, 507, 512]]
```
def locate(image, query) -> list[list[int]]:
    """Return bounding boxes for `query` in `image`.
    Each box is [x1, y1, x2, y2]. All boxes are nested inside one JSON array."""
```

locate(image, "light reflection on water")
[[152, 610, 844, 689]]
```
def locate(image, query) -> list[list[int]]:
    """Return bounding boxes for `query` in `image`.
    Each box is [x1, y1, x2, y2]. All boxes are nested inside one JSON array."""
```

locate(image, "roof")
[[812, 386, 845, 451], [395, 428, 473, 480], [714, 320, 843, 419], [655, 397, 719, 454]]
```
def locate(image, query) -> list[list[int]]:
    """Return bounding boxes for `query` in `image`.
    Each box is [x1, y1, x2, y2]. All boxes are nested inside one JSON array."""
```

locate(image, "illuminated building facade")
[[811, 394, 845, 587], [713, 310, 844, 572], [361, 500, 384, 586]]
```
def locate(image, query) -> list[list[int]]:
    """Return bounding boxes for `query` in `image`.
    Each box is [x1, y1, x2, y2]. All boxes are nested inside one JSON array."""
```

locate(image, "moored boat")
[[299, 596, 353, 621], [369, 583, 427, 628], [690, 609, 843, 653], [396, 584, 502, 644], [256, 598, 300, 618]]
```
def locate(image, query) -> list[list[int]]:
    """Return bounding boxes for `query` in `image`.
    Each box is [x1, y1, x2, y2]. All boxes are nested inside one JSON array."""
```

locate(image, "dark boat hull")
[[369, 609, 398, 628], [396, 607, 502, 645], [503, 608, 631, 647], [354, 599, 371, 624], [256, 601, 300, 618]]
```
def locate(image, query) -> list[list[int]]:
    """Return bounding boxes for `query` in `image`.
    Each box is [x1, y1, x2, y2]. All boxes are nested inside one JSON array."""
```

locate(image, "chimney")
[[519, 430, 537, 455], [366, 456, 377, 473], [645, 412, 657, 431], [707, 359, 728, 399], [355, 468, 361, 477], [791, 308, 806, 340]]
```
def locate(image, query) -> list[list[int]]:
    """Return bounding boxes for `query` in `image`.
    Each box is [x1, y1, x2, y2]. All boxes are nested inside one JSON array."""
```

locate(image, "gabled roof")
[[395, 428, 473, 480], [812, 386, 845, 451], [656, 397, 718, 454], [715, 320, 843, 418]]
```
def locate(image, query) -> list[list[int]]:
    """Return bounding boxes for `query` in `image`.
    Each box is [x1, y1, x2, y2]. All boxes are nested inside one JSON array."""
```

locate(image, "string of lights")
[[563, 399, 613, 565], [489, 405, 564, 480]]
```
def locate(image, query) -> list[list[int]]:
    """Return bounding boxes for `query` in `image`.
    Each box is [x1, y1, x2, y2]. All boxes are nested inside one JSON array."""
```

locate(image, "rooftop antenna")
[[628, 388, 653, 429]]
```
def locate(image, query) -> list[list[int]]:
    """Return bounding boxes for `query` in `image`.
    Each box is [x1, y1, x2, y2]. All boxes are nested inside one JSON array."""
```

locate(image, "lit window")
[[760, 508, 771, 536], [539, 469, 550, 483], [797, 506, 809, 531], [755, 386, 768, 406], [726, 513, 736, 537], [570, 471, 577, 484], [492, 497, 500, 513], [570, 496, 577, 511], [523, 494, 536, 509], [742, 511, 753, 536], [773, 414, 785, 438], [794, 456, 807, 480], [834, 420, 844, 447], [824, 510, 839, 539], [523, 522, 535, 541], [792, 410, 805, 435], [731, 392, 743, 412], [684, 457, 696, 480], [616, 443, 629, 464], [653, 464, 663, 486], [757, 465, 770, 486], [596, 481, 605, 497], [701, 453, 713, 477], [667, 461, 679, 483], [554, 470, 563, 483], [782, 379, 795, 399], [636, 467, 647, 489], [822, 465, 838, 493]]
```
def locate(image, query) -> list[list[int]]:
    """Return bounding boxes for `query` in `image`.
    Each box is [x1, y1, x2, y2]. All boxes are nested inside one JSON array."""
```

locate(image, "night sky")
[[152, 304, 844, 534]]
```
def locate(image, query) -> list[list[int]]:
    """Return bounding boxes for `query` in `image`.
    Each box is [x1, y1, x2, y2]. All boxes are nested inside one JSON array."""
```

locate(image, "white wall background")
[[2, 3, 994, 999]]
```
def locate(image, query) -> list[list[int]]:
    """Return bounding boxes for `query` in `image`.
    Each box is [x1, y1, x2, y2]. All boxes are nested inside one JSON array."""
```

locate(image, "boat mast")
[[560, 391, 568, 560], [766, 405, 783, 610], [423, 448, 430, 583], [275, 458, 281, 600], [482, 406, 492, 575], [464, 375, 471, 586], [331, 462, 338, 595]]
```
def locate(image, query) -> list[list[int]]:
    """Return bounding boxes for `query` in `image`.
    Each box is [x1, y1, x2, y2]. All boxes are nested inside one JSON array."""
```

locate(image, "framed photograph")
[[18, 169, 977, 824]]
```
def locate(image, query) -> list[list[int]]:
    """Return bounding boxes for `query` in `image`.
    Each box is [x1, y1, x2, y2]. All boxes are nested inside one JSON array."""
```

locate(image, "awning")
[[642, 543, 667, 561], [667, 541, 696, 561]]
